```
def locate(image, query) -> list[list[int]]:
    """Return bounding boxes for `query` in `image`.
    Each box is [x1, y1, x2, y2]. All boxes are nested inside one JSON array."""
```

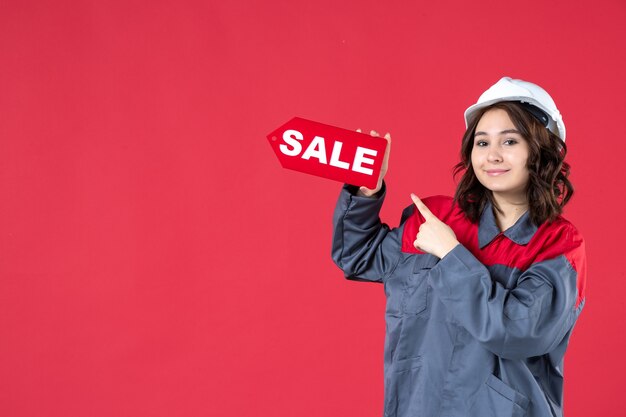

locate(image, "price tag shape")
[[267, 117, 388, 189]]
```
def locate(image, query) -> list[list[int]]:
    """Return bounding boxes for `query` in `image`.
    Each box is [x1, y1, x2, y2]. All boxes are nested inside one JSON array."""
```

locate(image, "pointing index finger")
[[411, 193, 434, 220]]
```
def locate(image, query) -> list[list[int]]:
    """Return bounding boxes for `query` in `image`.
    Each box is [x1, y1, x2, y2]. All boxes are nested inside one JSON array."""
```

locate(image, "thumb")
[[410, 193, 436, 220]]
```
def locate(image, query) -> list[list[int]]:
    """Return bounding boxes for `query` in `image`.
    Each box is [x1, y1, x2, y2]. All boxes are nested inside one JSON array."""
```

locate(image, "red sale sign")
[[267, 117, 388, 189]]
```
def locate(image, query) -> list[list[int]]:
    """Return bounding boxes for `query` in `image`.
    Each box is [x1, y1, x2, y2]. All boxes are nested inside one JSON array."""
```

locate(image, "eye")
[[474, 140, 488, 147], [503, 138, 518, 145]]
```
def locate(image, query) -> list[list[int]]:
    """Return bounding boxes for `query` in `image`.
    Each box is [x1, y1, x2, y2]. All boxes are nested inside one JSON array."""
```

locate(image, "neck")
[[491, 192, 529, 232]]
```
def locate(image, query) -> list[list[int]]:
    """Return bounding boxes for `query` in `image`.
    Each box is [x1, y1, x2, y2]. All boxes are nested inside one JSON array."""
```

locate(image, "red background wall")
[[1, 1, 625, 416]]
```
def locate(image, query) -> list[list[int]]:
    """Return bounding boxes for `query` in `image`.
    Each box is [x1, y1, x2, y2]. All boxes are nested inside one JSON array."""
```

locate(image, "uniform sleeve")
[[331, 182, 406, 283], [428, 238, 586, 360]]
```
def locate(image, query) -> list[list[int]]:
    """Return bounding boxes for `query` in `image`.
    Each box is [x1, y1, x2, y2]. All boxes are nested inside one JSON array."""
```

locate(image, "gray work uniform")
[[331, 183, 586, 417]]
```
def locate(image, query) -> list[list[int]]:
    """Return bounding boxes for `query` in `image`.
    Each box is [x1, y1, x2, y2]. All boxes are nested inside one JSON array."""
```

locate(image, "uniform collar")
[[478, 199, 538, 249]]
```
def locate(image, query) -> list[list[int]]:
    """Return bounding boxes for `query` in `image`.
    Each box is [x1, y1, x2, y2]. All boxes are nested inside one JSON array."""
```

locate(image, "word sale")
[[279, 129, 377, 175]]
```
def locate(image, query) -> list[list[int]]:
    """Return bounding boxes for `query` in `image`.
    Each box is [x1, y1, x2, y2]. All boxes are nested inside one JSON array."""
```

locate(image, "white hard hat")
[[464, 77, 566, 141]]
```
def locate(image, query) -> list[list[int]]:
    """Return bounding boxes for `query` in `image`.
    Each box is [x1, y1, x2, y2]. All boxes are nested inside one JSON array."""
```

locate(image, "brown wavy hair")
[[453, 101, 574, 226]]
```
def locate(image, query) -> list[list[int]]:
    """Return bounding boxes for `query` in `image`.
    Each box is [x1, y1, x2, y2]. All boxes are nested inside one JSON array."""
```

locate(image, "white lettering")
[[328, 141, 350, 170], [352, 147, 377, 175], [301, 136, 327, 164], [279, 129, 303, 156]]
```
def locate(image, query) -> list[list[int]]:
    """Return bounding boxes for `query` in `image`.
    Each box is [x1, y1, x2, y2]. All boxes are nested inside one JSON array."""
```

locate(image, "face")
[[471, 108, 530, 202]]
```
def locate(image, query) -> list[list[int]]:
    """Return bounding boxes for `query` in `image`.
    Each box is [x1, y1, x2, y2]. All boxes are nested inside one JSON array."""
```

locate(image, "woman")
[[331, 77, 586, 417]]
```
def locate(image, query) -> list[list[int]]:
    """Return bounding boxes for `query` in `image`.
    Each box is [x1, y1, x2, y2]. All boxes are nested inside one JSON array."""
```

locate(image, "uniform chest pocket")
[[401, 255, 438, 315]]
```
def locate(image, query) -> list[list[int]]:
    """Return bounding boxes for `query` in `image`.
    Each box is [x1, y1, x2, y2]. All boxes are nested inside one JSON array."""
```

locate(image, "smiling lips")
[[485, 169, 509, 176]]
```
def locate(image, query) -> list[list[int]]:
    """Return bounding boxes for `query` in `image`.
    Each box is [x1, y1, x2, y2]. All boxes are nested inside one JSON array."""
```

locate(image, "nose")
[[487, 145, 503, 163]]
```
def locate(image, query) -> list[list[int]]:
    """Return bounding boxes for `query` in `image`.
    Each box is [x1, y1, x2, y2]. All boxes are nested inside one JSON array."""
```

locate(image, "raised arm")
[[331, 182, 408, 282]]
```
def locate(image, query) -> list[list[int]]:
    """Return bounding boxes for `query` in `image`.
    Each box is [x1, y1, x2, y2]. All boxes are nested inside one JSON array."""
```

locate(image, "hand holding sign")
[[356, 129, 391, 197], [410, 193, 460, 259]]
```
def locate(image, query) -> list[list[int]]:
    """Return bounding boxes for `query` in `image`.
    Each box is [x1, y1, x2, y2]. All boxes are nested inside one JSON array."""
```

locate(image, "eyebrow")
[[474, 129, 521, 138]]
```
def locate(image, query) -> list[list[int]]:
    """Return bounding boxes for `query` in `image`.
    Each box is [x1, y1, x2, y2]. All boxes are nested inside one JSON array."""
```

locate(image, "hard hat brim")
[[464, 96, 566, 141]]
